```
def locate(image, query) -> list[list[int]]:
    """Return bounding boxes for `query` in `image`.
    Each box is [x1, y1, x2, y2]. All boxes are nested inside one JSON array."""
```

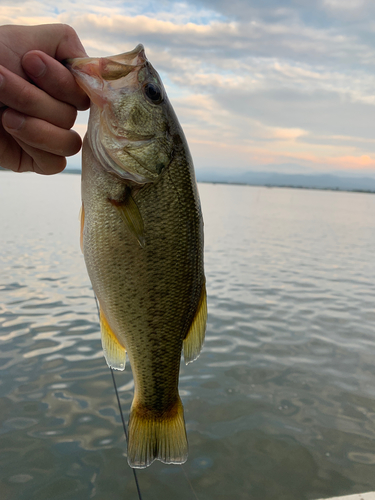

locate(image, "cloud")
[[56, 12, 374, 70], [216, 88, 375, 139], [2, 0, 375, 176], [322, 0, 369, 15]]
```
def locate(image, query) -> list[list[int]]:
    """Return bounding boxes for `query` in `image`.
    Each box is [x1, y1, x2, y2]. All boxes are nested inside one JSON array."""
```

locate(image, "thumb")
[[25, 24, 88, 61]]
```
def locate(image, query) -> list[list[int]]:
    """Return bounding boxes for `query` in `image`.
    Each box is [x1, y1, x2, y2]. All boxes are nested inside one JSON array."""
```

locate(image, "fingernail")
[[24, 54, 46, 78], [3, 109, 25, 130], [0, 73, 4, 89]]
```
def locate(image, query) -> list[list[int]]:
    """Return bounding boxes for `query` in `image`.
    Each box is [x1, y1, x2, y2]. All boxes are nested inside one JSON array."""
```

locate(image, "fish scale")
[[68, 44, 206, 468]]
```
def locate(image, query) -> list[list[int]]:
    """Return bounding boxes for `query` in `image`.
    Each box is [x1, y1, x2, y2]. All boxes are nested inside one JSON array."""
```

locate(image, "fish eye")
[[143, 83, 163, 104]]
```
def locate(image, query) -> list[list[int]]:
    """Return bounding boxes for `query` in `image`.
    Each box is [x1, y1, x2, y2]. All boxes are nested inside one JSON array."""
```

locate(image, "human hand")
[[0, 24, 90, 174]]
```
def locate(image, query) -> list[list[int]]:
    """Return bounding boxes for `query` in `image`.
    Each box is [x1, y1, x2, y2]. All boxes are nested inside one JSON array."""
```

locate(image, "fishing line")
[[93, 294, 200, 500], [110, 368, 143, 500], [182, 464, 200, 500], [93, 295, 143, 500]]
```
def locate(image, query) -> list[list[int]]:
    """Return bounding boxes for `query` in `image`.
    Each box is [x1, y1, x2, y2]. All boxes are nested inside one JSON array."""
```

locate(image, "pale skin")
[[0, 24, 90, 174]]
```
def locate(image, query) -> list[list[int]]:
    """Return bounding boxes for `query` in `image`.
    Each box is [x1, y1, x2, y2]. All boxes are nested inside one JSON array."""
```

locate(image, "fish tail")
[[127, 396, 188, 468]]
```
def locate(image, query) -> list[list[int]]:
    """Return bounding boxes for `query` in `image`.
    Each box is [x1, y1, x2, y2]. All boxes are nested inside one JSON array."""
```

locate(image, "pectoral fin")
[[183, 283, 207, 365], [99, 308, 126, 371], [109, 192, 145, 248]]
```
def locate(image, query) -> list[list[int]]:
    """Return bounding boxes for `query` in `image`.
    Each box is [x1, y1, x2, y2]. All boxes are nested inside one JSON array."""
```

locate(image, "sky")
[[2, 0, 375, 177]]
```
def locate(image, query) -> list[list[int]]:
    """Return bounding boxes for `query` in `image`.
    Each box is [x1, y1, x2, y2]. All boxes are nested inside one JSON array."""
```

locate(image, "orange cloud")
[[326, 155, 375, 170]]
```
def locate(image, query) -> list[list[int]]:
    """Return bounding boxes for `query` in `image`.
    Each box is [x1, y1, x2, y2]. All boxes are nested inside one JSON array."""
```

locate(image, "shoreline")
[[1, 167, 374, 194]]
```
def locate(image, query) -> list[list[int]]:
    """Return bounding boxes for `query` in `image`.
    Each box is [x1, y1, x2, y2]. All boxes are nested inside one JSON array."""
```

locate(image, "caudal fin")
[[127, 396, 188, 468]]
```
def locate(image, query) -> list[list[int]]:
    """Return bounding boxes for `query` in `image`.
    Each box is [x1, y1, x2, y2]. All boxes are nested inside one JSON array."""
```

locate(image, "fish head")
[[67, 45, 175, 184]]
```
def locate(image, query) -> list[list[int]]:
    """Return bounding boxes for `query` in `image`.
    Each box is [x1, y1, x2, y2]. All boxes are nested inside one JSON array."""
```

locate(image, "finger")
[[22, 51, 90, 111], [29, 24, 88, 61], [0, 24, 87, 82], [12, 136, 67, 175], [0, 111, 20, 169], [0, 119, 66, 175], [2, 109, 82, 157], [0, 24, 87, 63], [0, 65, 77, 129]]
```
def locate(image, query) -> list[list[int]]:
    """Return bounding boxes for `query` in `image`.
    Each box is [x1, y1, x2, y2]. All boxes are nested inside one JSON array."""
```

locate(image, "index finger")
[[22, 50, 90, 111], [20, 24, 87, 62], [0, 65, 77, 129], [0, 24, 87, 77]]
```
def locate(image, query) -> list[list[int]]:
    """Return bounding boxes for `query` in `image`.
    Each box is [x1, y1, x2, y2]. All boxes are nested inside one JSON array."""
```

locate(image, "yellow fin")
[[110, 192, 145, 248], [127, 396, 188, 468], [79, 203, 85, 253], [100, 308, 126, 371], [183, 283, 207, 365]]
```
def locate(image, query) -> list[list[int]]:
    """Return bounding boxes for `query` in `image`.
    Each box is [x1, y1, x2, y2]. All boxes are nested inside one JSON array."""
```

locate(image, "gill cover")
[[68, 45, 173, 184]]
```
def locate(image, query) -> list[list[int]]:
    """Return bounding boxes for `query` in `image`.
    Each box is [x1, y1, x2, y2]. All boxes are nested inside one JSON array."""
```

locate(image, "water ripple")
[[1, 176, 375, 499]]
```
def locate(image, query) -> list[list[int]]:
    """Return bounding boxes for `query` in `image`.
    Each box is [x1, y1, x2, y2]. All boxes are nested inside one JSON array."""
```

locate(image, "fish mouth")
[[66, 44, 147, 107], [67, 45, 170, 184]]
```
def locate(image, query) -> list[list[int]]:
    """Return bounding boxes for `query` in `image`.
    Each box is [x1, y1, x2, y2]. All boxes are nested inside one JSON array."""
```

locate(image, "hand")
[[0, 24, 90, 175]]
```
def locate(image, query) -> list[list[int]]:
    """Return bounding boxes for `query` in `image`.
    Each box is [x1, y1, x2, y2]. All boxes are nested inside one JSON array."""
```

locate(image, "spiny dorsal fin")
[[109, 190, 145, 248], [99, 308, 126, 371], [79, 203, 85, 253], [183, 283, 207, 365]]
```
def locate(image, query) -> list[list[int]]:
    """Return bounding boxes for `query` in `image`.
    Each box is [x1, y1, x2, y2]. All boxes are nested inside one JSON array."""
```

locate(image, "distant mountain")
[[2, 164, 375, 192], [196, 169, 375, 192]]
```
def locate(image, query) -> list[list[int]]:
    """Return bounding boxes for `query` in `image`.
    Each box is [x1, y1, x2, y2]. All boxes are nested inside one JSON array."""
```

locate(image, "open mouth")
[[66, 44, 148, 108]]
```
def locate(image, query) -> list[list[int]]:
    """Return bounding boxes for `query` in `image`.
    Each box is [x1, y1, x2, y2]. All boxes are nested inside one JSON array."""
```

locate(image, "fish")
[[67, 45, 206, 469]]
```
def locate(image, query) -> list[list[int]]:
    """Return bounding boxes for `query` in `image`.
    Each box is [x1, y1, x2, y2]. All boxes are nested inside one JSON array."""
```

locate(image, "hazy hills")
[[196, 169, 375, 192], [2, 165, 375, 192]]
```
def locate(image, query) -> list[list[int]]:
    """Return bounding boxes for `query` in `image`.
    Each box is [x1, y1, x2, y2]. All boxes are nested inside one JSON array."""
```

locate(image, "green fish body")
[[68, 45, 206, 468]]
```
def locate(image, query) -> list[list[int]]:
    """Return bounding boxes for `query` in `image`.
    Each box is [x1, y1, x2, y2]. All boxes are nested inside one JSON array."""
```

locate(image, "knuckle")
[[77, 94, 90, 111], [66, 130, 82, 156], [47, 157, 67, 175], [69, 107, 78, 124], [59, 105, 77, 129], [48, 129, 81, 157], [35, 155, 66, 175], [16, 82, 35, 108], [60, 24, 79, 43]]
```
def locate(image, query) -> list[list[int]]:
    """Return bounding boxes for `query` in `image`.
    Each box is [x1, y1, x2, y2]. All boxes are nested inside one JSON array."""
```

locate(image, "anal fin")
[[183, 283, 207, 365], [99, 308, 126, 371]]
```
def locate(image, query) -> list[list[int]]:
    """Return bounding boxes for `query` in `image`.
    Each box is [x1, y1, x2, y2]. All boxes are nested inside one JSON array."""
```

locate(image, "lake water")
[[1, 171, 375, 500]]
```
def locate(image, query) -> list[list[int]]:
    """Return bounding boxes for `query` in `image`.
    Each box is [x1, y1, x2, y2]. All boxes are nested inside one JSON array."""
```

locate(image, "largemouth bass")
[[68, 45, 206, 469]]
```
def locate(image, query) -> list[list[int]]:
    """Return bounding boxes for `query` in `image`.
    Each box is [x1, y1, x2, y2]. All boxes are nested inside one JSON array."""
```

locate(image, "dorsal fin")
[[183, 283, 207, 364]]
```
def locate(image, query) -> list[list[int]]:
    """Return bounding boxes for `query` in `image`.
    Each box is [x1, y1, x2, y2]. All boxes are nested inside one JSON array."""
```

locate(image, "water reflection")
[[1, 173, 375, 499]]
